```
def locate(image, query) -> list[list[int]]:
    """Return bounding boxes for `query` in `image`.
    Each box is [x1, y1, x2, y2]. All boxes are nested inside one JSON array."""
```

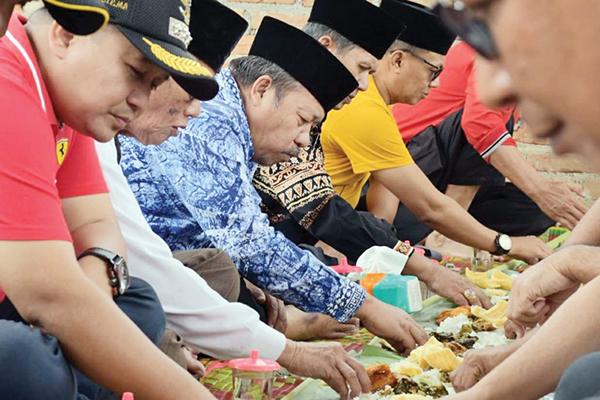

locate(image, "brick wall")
[[514, 125, 598, 206], [222, 0, 598, 205]]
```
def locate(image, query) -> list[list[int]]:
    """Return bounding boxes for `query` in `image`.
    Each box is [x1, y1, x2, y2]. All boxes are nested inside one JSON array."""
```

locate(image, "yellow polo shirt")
[[322, 75, 414, 208]]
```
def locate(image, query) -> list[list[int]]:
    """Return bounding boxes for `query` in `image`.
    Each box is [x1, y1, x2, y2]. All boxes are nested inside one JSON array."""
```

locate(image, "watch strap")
[[77, 247, 124, 297]]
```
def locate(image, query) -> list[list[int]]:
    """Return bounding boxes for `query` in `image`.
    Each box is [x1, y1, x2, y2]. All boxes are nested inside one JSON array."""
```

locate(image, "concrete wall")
[[223, 0, 597, 205]]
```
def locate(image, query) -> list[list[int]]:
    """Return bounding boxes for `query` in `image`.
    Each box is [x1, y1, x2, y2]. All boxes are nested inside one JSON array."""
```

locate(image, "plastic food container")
[[330, 257, 363, 282], [228, 350, 280, 399]]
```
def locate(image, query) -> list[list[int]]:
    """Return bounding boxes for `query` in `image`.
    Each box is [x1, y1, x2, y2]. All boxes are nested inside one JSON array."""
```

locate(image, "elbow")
[[415, 202, 445, 226]]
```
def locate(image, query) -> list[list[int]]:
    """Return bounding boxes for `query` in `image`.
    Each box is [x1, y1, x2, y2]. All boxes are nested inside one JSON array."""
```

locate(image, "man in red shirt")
[[392, 42, 587, 244], [0, 0, 222, 398]]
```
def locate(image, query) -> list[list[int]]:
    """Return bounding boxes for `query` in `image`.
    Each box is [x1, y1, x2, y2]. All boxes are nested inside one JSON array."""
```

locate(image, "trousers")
[[0, 277, 165, 400]]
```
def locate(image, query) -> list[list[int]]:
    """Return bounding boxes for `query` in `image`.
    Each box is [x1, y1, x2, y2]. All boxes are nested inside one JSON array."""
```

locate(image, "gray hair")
[[387, 39, 423, 55], [303, 22, 357, 55], [229, 56, 300, 105]]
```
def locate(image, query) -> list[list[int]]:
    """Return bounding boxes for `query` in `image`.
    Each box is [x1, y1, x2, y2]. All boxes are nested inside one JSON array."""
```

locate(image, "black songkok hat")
[[43, 0, 109, 35], [187, 0, 249, 72], [308, 0, 406, 60], [250, 17, 359, 112], [380, 0, 456, 55]]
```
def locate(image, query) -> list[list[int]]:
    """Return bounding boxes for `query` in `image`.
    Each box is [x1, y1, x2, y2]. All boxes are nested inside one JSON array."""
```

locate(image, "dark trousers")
[[394, 109, 553, 243], [0, 277, 165, 400], [555, 352, 600, 400]]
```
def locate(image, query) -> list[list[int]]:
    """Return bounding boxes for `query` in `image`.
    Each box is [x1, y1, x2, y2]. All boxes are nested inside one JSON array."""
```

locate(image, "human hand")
[[245, 280, 287, 333], [356, 295, 428, 356], [536, 181, 588, 230], [508, 236, 553, 263], [183, 346, 206, 378], [507, 249, 581, 330], [450, 346, 514, 392], [277, 340, 370, 399], [425, 266, 492, 309]]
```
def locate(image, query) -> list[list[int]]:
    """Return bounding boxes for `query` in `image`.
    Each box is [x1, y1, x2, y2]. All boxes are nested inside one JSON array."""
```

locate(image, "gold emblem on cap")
[[179, 0, 192, 26], [56, 138, 69, 166], [142, 37, 214, 77]]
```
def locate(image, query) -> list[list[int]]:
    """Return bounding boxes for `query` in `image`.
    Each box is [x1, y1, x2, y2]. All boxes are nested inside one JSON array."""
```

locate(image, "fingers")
[[265, 295, 279, 328], [453, 292, 469, 307], [337, 360, 363, 399], [574, 197, 590, 215], [412, 323, 429, 345], [325, 370, 349, 399], [567, 182, 586, 197], [557, 215, 576, 231], [504, 319, 525, 339], [346, 357, 371, 394], [450, 356, 480, 392], [272, 299, 288, 333], [507, 296, 549, 328], [476, 287, 493, 309]]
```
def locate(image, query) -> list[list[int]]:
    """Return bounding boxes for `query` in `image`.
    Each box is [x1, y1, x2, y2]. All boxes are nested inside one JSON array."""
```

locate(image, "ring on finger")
[[463, 289, 477, 301]]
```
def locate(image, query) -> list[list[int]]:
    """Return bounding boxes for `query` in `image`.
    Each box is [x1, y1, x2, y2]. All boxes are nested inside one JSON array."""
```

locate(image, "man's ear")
[[47, 21, 75, 60], [390, 50, 405, 73], [317, 35, 337, 53], [248, 75, 273, 106]]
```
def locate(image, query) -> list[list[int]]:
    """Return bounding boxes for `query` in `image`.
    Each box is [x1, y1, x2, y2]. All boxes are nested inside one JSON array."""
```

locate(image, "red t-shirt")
[[393, 42, 517, 159], [0, 15, 108, 303]]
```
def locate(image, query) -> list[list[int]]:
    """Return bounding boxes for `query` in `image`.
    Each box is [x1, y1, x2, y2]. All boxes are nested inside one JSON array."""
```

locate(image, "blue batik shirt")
[[120, 69, 366, 321]]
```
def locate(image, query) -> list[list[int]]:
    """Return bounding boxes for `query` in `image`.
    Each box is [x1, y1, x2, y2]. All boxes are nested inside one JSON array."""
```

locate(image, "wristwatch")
[[491, 233, 513, 256], [77, 247, 131, 298]]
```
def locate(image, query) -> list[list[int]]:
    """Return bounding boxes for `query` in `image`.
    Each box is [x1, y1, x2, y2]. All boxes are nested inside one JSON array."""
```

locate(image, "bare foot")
[[285, 305, 360, 341]]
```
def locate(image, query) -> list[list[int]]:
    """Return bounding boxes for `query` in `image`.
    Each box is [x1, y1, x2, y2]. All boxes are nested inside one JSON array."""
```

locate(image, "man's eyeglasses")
[[433, 3, 500, 60], [402, 49, 444, 82]]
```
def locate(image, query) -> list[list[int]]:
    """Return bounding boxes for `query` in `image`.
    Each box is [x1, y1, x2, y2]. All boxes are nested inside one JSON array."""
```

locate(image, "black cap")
[[96, 0, 219, 100], [43, 0, 109, 35], [250, 17, 358, 112], [380, 0, 456, 55], [308, 0, 405, 60], [187, 0, 248, 72]]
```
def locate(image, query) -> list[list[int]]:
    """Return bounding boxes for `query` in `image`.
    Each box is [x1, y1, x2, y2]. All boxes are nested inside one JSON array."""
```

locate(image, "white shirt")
[[96, 139, 286, 360]]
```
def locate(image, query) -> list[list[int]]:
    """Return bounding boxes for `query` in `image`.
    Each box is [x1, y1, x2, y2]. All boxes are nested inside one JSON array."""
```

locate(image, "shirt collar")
[[214, 68, 255, 162], [5, 14, 59, 128]]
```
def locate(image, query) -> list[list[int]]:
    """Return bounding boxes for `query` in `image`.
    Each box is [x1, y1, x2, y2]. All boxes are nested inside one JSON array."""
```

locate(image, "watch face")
[[499, 234, 513, 251], [115, 259, 131, 295]]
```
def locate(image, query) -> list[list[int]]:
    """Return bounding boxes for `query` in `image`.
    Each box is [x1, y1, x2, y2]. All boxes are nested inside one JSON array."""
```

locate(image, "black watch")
[[491, 233, 513, 256], [77, 248, 130, 298]]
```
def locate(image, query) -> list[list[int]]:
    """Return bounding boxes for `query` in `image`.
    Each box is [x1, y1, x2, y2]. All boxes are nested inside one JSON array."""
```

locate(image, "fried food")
[[443, 341, 468, 356], [490, 270, 513, 291], [407, 337, 445, 369], [471, 300, 508, 327], [390, 395, 430, 400], [435, 306, 471, 325], [465, 268, 514, 291], [367, 363, 399, 392], [465, 268, 500, 289], [391, 361, 423, 378], [423, 347, 462, 372]]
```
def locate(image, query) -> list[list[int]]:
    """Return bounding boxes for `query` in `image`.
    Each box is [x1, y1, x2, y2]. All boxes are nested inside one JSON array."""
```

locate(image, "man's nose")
[[475, 56, 518, 109]]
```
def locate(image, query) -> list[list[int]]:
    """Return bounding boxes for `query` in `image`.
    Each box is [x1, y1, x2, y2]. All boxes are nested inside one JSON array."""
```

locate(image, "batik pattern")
[[119, 69, 365, 321]]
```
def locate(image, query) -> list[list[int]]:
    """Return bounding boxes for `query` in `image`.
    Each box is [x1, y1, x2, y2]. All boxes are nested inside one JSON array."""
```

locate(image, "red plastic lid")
[[330, 258, 363, 274], [122, 393, 134, 400], [414, 247, 426, 256], [228, 350, 280, 372]]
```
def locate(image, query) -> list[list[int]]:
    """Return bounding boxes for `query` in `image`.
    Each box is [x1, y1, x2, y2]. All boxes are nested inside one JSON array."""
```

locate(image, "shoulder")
[[325, 97, 393, 138]]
